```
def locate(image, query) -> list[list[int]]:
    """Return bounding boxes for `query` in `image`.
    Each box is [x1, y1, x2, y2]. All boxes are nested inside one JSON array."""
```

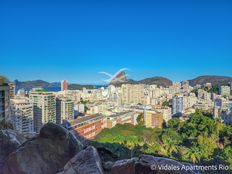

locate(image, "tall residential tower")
[[29, 90, 56, 132]]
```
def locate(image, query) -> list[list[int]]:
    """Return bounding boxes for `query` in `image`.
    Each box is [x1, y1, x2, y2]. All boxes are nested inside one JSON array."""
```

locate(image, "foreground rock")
[[4, 123, 83, 174], [58, 146, 103, 174], [111, 154, 200, 174], [0, 129, 26, 173]]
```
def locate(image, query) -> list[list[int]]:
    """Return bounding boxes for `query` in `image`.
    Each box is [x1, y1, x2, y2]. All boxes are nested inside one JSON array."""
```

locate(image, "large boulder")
[[0, 129, 26, 173], [111, 158, 138, 174], [58, 146, 103, 174], [3, 123, 83, 174], [111, 154, 200, 174]]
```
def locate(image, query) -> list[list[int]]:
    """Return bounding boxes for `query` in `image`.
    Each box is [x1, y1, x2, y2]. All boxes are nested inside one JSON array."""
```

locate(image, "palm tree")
[[183, 145, 202, 164]]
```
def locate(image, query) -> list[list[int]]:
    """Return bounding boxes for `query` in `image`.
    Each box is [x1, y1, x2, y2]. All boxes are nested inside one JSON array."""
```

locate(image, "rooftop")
[[70, 114, 104, 126]]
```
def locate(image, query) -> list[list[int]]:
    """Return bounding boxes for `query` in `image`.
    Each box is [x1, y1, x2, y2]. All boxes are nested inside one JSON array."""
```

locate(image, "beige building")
[[106, 111, 137, 128], [121, 84, 146, 104], [144, 111, 163, 128], [29, 90, 56, 132], [220, 86, 231, 96], [9, 83, 15, 99]]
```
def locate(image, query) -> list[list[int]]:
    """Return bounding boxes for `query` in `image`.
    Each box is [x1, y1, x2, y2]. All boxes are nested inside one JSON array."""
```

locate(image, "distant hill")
[[14, 80, 97, 90], [111, 76, 173, 87], [68, 84, 97, 90], [14, 80, 51, 89], [10, 75, 232, 91], [138, 77, 173, 86], [188, 76, 232, 86]]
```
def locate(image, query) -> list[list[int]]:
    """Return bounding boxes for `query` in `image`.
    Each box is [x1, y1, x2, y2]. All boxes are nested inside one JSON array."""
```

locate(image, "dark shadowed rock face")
[[3, 123, 83, 174], [111, 158, 137, 174], [111, 155, 200, 174], [58, 146, 103, 174], [0, 129, 26, 174]]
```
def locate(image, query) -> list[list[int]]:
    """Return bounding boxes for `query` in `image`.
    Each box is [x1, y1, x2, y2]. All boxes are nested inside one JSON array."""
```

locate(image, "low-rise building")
[[106, 111, 137, 128], [71, 114, 106, 139]]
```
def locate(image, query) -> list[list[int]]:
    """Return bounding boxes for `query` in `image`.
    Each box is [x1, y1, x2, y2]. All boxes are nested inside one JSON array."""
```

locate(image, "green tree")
[[136, 113, 145, 126]]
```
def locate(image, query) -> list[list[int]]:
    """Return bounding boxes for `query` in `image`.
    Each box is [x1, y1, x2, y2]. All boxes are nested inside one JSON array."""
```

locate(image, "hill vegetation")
[[188, 75, 232, 86], [112, 76, 173, 87], [95, 111, 232, 171]]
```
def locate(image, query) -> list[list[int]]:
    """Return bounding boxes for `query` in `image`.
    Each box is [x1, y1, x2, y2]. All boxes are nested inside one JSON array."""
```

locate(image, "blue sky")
[[1, 0, 232, 84]]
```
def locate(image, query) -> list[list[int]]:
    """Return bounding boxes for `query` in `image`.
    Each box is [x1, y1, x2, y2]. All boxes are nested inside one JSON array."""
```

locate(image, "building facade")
[[61, 80, 68, 91], [29, 91, 56, 132], [0, 77, 10, 122], [56, 97, 74, 124], [172, 95, 184, 116], [71, 114, 106, 139], [121, 84, 146, 104], [220, 86, 231, 96], [10, 97, 34, 134]]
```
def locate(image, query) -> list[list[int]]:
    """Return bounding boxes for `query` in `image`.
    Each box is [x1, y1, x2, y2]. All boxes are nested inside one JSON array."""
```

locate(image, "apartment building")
[[0, 77, 10, 122], [10, 97, 34, 134], [121, 84, 146, 104], [29, 90, 56, 133], [56, 97, 74, 124]]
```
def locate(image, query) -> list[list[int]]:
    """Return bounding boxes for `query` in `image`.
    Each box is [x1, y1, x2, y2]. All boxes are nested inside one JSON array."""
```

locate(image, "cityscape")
[[1, 0, 232, 174], [1, 74, 232, 173]]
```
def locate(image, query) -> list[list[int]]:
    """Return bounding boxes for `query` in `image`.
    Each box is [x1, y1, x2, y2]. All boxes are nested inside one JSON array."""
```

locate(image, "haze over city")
[[1, 0, 232, 83]]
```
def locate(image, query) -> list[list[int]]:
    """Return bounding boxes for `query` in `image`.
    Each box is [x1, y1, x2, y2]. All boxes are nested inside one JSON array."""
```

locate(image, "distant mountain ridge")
[[188, 75, 232, 86], [110, 76, 173, 87], [10, 75, 232, 91], [14, 80, 97, 90]]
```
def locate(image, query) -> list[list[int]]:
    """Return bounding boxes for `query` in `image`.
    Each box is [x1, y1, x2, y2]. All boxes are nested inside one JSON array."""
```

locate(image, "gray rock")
[[0, 129, 26, 173], [103, 161, 115, 171], [111, 155, 200, 174], [58, 146, 103, 174], [3, 123, 83, 174], [111, 158, 138, 174]]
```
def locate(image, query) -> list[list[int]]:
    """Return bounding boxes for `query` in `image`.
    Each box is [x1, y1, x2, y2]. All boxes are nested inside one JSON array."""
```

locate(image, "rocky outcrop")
[[58, 146, 103, 174], [111, 158, 137, 174], [3, 123, 83, 174], [111, 155, 200, 174], [1, 124, 202, 174], [0, 129, 26, 173]]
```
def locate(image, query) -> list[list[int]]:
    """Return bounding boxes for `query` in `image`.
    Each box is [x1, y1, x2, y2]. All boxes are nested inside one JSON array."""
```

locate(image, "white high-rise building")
[[29, 90, 56, 133], [10, 97, 34, 134], [220, 86, 231, 96], [9, 83, 15, 99], [121, 84, 146, 104], [0, 77, 10, 122], [17, 89, 26, 97], [56, 98, 74, 124], [172, 95, 184, 116]]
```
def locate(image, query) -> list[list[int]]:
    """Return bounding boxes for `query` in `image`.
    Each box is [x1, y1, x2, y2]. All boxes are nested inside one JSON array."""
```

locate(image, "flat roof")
[[71, 114, 104, 126]]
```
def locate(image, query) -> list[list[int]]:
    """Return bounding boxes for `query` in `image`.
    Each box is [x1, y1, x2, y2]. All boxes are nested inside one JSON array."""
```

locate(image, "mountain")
[[14, 80, 97, 90], [138, 76, 173, 86], [110, 70, 127, 84], [14, 80, 51, 89], [188, 75, 232, 86], [111, 76, 173, 87]]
